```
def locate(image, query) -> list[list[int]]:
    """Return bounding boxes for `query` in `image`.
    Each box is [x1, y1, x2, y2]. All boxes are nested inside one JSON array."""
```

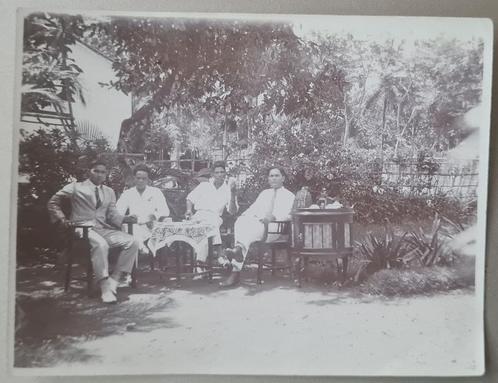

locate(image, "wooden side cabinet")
[[291, 208, 354, 287]]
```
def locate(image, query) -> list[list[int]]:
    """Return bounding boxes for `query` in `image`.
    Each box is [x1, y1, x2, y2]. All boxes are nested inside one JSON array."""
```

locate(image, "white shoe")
[[108, 277, 119, 295], [217, 256, 230, 267], [101, 290, 117, 304], [118, 274, 132, 288], [100, 278, 118, 303]]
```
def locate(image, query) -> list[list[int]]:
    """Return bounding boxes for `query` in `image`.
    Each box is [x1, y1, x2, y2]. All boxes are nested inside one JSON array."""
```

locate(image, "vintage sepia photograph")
[[12, 10, 492, 376]]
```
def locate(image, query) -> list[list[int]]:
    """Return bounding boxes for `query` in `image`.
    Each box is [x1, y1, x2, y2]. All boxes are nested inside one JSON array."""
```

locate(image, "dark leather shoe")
[[219, 271, 240, 288], [224, 246, 244, 263]]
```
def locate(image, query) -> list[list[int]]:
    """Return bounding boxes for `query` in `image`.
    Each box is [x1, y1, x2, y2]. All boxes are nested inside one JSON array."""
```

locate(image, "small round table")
[[291, 208, 354, 286]]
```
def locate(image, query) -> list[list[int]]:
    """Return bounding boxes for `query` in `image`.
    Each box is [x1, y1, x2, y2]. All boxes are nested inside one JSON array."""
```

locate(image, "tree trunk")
[[380, 95, 388, 155], [379, 94, 388, 184], [171, 140, 182, 169], [342, 93, 349, 146], [60, 50, 79, 152], [394, 107, 417, 158]]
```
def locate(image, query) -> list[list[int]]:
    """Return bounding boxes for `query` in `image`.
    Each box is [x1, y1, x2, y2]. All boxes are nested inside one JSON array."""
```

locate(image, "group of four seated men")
[[47, 160, 295, 303]]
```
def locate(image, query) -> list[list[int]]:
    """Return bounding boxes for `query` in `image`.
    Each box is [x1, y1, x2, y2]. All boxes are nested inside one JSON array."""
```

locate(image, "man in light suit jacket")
[[47, 160, 138, 303]]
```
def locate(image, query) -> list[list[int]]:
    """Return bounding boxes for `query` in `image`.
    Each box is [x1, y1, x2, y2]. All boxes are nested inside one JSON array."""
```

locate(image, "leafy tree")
[[22, 13, 86, 115], [92, 16, 304, 155]]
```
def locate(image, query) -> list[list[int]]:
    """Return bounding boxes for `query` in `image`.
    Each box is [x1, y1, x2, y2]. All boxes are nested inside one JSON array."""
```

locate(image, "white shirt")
[[187, 180, 237, 216], [116, 186, 170, 224], [243, 187, 295, 221]]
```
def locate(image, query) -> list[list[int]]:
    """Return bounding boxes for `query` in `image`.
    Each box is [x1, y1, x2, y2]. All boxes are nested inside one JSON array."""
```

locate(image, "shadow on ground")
[[15, 264, 178, 367], [13, 255, 380, 368]]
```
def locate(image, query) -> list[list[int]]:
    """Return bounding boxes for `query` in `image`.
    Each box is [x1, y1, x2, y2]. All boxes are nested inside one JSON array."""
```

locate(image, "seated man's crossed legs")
[[221, 215, 266, 287], [88, 228, 139, 303]]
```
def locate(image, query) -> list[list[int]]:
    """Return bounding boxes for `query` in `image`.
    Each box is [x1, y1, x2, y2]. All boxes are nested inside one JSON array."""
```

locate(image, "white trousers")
[[192, 210, 223, 262], [231, 217, 290, 271], [231, 215, 266, 271], [88, 227, 139, 280]]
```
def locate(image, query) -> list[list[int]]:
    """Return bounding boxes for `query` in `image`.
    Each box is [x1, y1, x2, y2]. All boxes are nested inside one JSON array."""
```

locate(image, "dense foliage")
[[17, 128, 111, 261]]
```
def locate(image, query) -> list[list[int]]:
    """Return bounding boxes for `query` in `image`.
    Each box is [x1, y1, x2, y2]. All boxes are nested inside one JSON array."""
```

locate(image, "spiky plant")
[[355, 230, 416, 282], [404, 214, 454, 266]]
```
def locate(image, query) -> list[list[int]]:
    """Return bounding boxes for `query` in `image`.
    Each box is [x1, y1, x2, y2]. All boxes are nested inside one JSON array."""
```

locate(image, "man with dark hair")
[[47, 160, 138, 303], [220, 167, 295, 287], [185, 162, 238, 263], [116, 163, 170, 253]]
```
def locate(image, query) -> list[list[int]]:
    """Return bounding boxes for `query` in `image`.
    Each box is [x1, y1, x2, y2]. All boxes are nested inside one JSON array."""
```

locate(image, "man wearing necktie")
[[220, 167, 295, 287], [48, 160, 138, 303]]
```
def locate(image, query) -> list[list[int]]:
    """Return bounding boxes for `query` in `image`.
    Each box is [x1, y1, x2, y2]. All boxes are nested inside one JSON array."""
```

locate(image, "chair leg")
[[271, 248, 276, 277], [304, 255, 309, 283], [190, 246, 196, 273], [175, 248, 181, 287], [207, 238, 213, 282], [156, 246, 166, 283], [86, 248, 93, 297], [158, 246, 167, 270], [257, 247, 263, 285], [335, 258, 342, 276], [64, 248, 73, 292], [341, 256, 349, 283], [287, 251, 294, 280], [149, 251, 155, 271], [297, 255, 303, 288], [130, 255, 138, 288]]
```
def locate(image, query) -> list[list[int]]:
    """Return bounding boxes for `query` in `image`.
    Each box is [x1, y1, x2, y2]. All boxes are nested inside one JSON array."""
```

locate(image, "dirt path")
[[51, 281, 479, 376]]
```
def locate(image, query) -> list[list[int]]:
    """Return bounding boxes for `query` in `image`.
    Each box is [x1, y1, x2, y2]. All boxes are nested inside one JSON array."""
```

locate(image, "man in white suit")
[[220, 167, 295, 287], [47, 160, 138, 303], [185, 162, 238, 263]]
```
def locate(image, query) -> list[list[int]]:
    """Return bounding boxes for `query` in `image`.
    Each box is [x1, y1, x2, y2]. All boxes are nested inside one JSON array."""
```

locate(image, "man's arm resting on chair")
[[47, 183, 75, 229]]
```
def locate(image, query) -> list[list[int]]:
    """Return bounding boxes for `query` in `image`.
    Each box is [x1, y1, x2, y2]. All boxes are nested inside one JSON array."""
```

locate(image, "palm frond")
[[74, 120, 106, 142]]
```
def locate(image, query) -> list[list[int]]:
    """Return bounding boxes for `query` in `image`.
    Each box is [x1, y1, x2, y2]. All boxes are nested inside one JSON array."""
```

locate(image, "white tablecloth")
[[147, 221, 217, 257]]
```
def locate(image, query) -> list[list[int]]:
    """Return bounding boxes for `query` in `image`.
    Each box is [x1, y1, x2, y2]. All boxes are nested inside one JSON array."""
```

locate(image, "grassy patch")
[[359, 257, 475, 297]]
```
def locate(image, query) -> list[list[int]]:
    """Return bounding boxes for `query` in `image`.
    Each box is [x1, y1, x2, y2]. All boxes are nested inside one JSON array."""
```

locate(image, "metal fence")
[[381, 158, 479, 197]]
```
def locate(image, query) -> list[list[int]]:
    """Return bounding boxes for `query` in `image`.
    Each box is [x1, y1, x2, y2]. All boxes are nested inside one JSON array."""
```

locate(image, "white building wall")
[[69, 41, 131, 148]]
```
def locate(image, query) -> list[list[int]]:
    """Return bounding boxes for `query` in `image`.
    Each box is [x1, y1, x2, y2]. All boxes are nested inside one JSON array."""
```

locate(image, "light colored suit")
[[231, 186, 295, 271], [48, 179, 139, 280]]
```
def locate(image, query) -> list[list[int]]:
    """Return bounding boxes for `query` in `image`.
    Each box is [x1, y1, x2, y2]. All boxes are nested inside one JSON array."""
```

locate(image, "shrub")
[[244, 123, 476, 225], [340, 181, 476, 225], [17, 128, 113, 263]]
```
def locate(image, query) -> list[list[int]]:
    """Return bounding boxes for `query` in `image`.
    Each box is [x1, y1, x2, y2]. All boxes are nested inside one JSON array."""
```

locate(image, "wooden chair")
[[205, 214, 236, 281], [250, 220, 293, 285], [63, 224, 93, 296]]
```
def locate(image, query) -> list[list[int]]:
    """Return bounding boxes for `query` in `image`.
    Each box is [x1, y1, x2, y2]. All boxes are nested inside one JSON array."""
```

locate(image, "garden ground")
[[14, 258, 481, 376]]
